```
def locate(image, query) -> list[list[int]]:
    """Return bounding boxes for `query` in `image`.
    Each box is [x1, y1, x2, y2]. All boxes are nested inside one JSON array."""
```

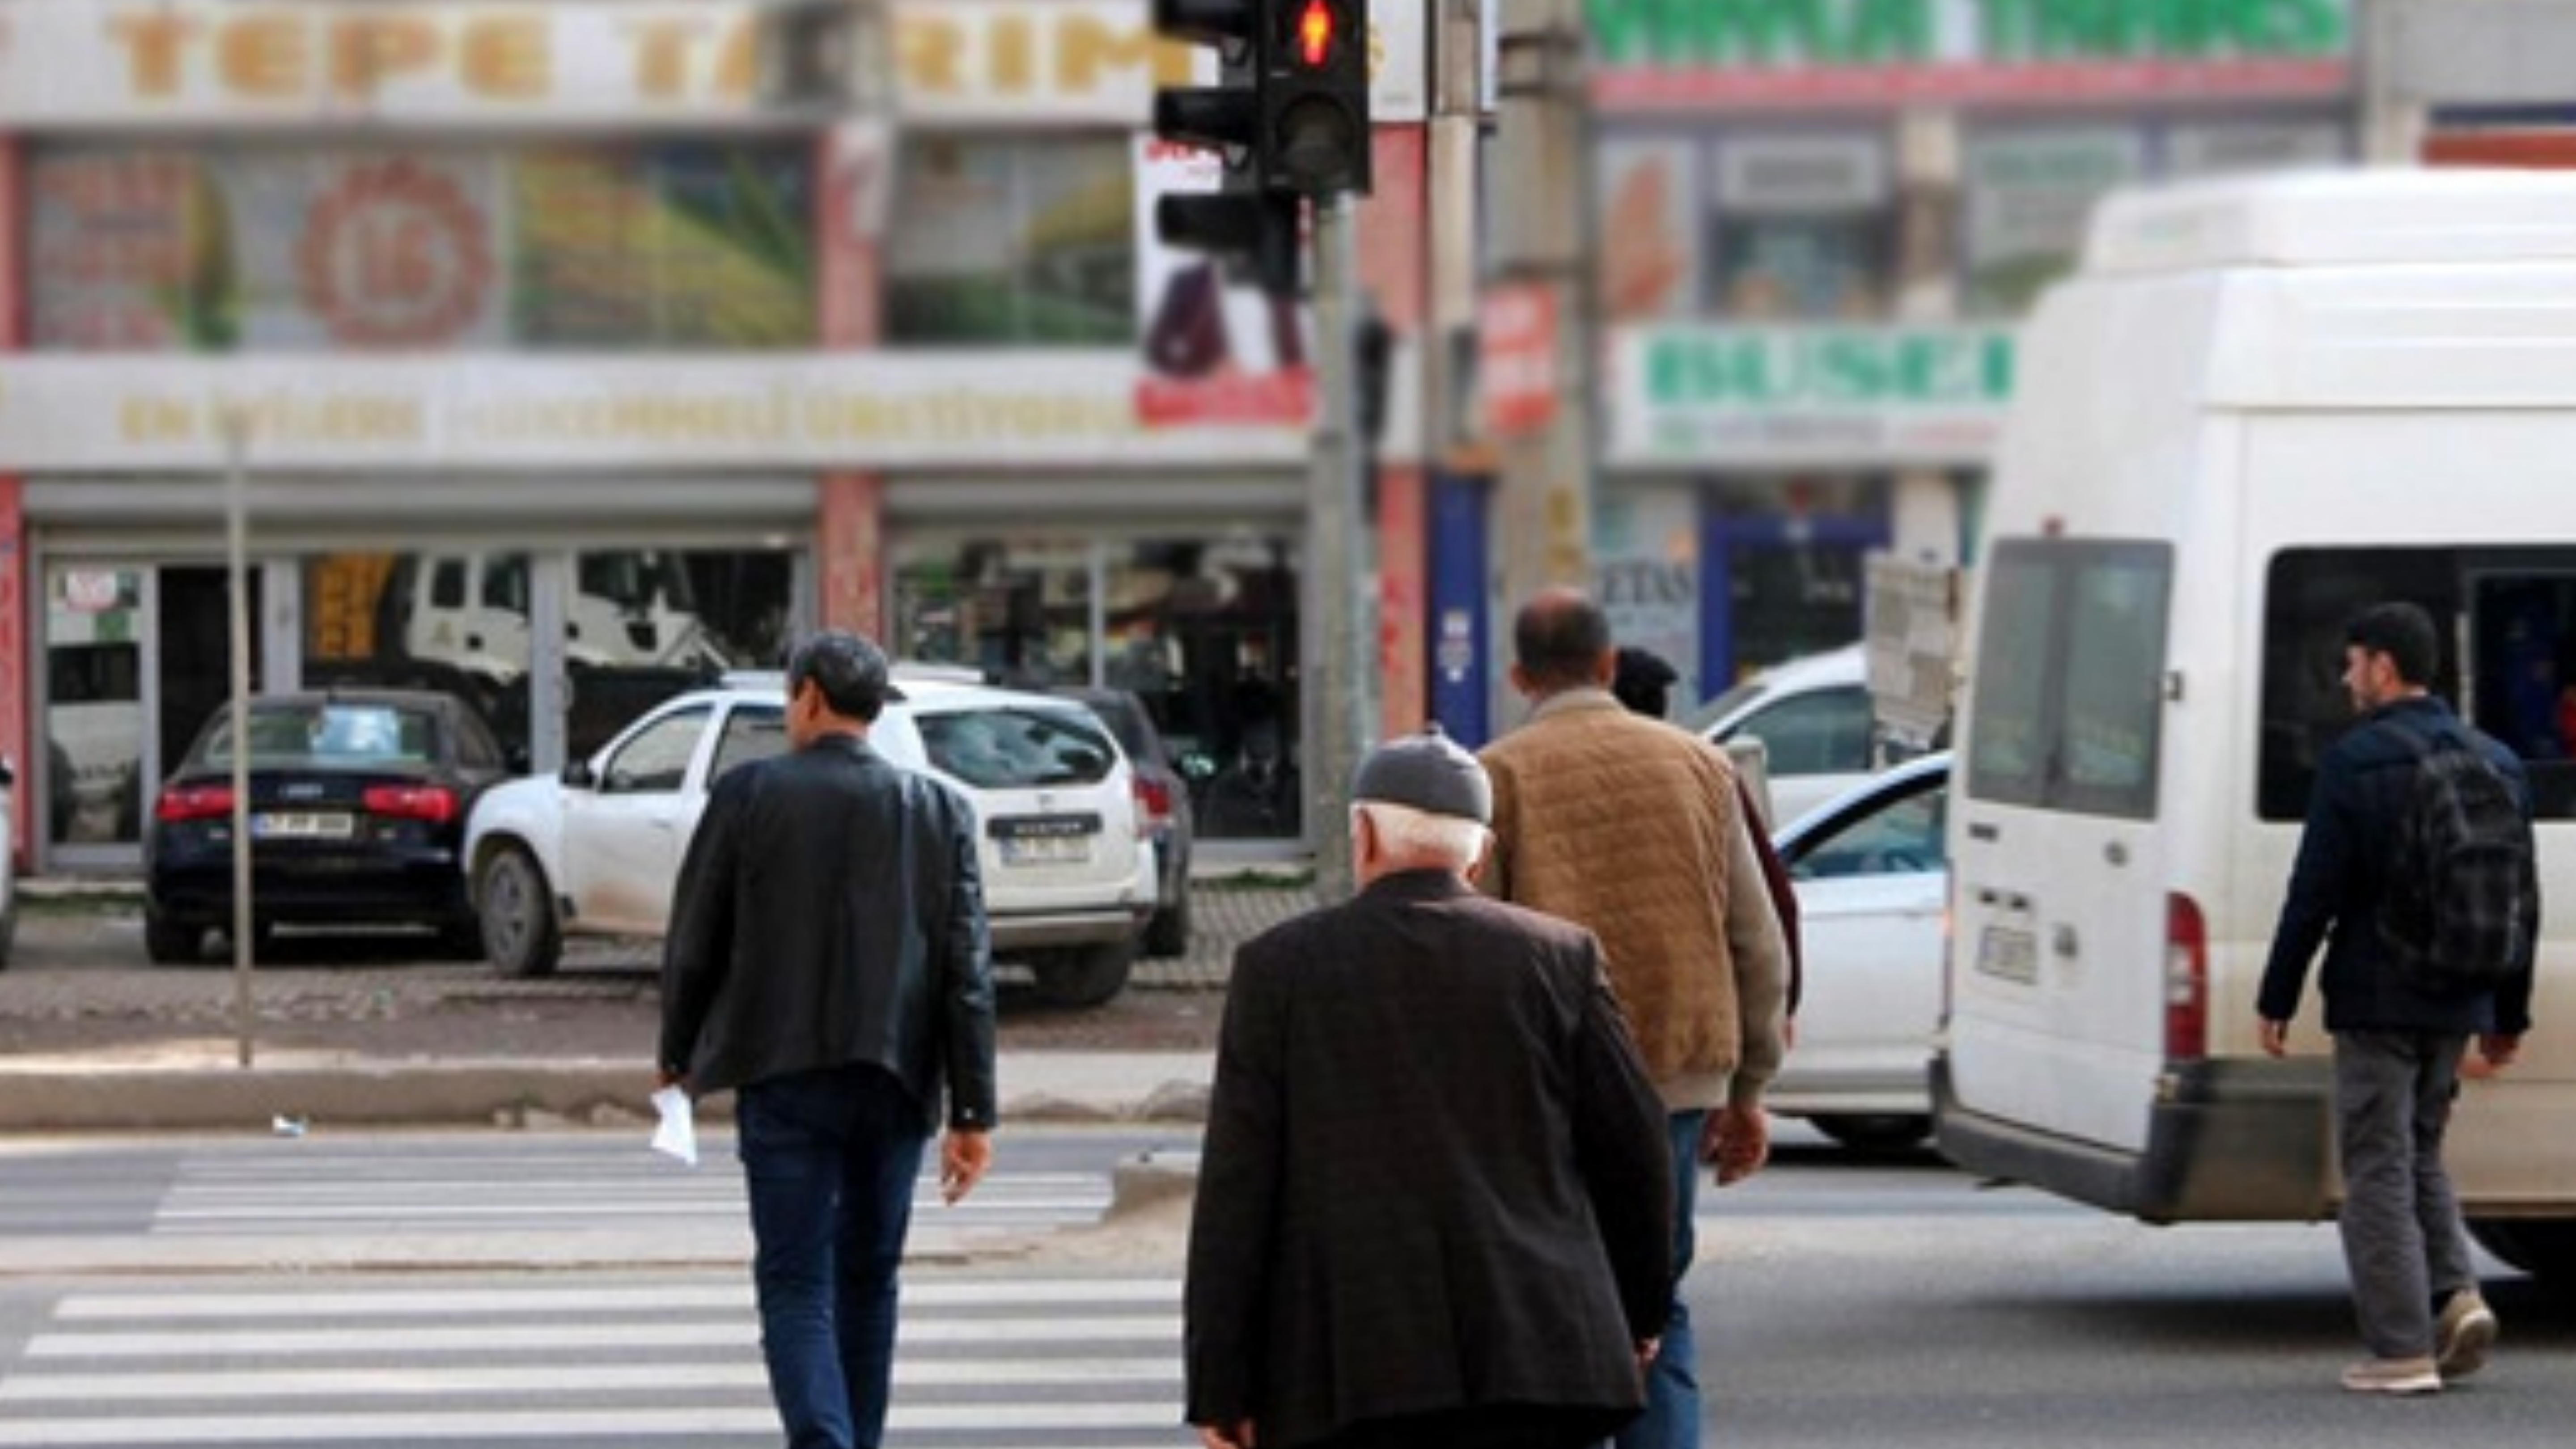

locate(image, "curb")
[[0, 1057, 1215, 1134]]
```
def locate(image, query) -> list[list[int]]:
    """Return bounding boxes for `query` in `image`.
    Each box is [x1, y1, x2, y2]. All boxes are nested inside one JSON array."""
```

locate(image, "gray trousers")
[[2332, 1030, 2479, 1359]]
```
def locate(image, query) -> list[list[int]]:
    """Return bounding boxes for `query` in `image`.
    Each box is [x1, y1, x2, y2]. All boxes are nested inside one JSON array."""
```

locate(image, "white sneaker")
[[2435, 1290, 2498, 1380], [2340, 1355, 2441, 1395]]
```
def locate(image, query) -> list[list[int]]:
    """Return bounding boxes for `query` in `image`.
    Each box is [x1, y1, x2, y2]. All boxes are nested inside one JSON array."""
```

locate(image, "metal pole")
[[1305, 193, 1369, 900], [1489, 0, 1595, 726], [220, 405, 254, 1071]]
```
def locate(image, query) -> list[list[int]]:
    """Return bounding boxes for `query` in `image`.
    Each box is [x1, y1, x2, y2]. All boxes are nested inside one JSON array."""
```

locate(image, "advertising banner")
[[1590, 0, 2355, 113], [1609, 323, 2017, 468], [0, 0, 1428, 129], [26, 144, 809, 352], [0, 354, 1307, 471], [1131, 139, 1314, 429]]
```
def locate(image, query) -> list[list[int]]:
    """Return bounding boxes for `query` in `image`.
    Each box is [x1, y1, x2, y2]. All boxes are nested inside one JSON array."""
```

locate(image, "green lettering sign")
[[1644, 328, 2017, 410], [1597, 0, 2349, 68], [1587, 0, 1932, 67]]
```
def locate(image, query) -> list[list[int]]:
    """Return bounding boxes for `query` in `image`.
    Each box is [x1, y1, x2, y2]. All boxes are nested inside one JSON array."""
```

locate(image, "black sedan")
[[144, 690, 510, 965]]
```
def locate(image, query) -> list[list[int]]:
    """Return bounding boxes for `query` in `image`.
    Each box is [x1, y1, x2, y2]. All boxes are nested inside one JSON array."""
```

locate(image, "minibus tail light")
[[2165, 891, 2209, 1061]]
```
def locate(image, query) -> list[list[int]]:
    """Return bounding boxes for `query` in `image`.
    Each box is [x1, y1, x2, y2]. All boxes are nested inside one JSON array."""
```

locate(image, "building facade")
[[1570, 0, 2362, 712], [0, 0, 1435, 872]]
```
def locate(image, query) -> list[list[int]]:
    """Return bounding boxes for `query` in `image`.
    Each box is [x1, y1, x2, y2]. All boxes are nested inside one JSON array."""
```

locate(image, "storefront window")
[[893, 533, 1302, 841], [26, 142, 811, 352], [1709, 135, 1893, 319], [1962, 127, 2146, 317], [885, 137, 1135, 346], [45, 569, 148, 847], [304, 548, 794, 766]]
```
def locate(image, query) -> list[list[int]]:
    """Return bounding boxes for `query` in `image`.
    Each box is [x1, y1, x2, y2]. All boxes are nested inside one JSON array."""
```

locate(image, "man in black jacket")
[[659, 630, 996, 1449], [2258, 602, 2536, 1397], [1186, 729, 1673, 1449]]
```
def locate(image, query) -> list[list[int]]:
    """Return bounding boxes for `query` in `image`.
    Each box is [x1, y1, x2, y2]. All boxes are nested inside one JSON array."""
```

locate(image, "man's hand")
[[2478, 1032, 2523, 1069], [1634, 1337, 1662, 1380], [1198, 1419, 1256, 1449], [2258, 1019, 2290, 1059], [940, 1128, 992, 1205], [655, 1067, 687, 1092], [1707, 1103, 1770, 1186]]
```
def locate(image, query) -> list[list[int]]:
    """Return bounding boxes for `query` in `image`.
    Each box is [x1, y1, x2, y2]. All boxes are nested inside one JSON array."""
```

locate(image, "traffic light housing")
[[1263, 0, 1372, 197], [1151, 0, 1301, 295]]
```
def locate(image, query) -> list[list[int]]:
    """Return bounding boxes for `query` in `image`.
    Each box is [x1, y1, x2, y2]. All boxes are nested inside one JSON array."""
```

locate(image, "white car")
[[1695, 644, 1873, 828], [463, 676, 1157, 1006], [1765, 750, 1950, 1150]]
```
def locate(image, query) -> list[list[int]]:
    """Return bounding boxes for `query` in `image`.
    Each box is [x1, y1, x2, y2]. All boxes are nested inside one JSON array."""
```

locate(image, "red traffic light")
[[1296, 0, 1334, 68]]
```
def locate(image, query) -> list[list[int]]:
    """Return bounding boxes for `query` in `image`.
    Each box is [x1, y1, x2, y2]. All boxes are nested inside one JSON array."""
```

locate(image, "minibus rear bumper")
[[1931, 1054, 2336, 1224]]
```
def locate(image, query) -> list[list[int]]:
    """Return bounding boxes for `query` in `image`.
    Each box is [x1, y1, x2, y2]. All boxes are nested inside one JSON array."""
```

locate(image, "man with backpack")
[[2258, 601, 2539, 1397]]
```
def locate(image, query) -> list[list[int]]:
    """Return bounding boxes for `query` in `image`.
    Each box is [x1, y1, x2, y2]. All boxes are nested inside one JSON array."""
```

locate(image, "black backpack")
[[2377, 719, 2538, 994]]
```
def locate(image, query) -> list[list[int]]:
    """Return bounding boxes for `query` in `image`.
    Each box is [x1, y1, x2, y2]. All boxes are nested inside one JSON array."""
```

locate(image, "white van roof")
[[2085, 168, 2576, 277]]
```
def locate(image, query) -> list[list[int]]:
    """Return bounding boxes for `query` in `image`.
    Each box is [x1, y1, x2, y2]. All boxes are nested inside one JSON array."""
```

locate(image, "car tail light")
[[2165, 891, 2208, 1062], [364, 784, 458, 825], [156, 784, 236, 822], [1133, 776, 1174, 825]]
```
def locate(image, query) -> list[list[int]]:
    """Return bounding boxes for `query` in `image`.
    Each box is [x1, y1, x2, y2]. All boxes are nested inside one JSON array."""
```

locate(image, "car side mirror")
[[560, 759, 597, 789]]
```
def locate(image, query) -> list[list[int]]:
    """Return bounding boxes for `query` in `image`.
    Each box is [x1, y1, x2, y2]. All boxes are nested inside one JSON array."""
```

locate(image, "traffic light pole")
[[1304, 194, 1372, 901]]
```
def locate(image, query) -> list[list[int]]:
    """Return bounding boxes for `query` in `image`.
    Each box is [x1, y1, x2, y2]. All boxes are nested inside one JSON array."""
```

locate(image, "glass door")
[[43, 567, 150, 861]]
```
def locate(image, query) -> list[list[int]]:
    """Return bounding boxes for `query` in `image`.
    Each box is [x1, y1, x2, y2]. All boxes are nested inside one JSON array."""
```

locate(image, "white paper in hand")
[[650, 1086, 699, 1167]]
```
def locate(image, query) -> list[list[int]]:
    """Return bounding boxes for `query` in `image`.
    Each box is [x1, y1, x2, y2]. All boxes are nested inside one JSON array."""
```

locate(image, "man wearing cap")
[[1480, 589, 1790, 1449], [1185, 730, 1674, 1449], [659, 630, 996, 1449]]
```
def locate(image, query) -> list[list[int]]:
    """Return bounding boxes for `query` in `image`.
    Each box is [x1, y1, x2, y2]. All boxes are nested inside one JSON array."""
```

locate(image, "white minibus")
[[1936, 170, 2576, 1285]]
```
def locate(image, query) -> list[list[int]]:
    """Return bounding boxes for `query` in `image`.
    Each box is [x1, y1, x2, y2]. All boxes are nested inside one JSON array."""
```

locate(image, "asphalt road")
[[4, 1127, 2572, 1448]]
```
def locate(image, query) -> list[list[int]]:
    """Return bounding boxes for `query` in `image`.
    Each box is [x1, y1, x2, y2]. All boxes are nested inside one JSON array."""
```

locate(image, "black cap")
[[788, 630, 906, 718], [1352, 725, 1491, 825]]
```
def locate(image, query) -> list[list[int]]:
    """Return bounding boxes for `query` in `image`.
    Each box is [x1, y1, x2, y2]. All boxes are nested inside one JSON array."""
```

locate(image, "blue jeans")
[[737, 1063, 931, 1449], [1614, 1110, 1703, 1449]]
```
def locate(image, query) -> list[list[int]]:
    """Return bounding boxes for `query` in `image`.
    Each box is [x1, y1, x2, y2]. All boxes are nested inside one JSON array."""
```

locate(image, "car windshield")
[[197, 703, 437, 768], [920, 707, 1115, 789]]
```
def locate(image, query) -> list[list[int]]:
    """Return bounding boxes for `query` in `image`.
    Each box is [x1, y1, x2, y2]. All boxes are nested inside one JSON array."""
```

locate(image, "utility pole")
[[218, 403, 255, 1070], [1488, 0, 1594, 726], [1304, 194, 1367, 899]]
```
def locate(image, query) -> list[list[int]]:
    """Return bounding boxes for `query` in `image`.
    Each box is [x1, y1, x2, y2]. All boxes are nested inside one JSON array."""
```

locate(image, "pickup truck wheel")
[[1035, 939, 1137, 1008], [479, 846, 562, 979]]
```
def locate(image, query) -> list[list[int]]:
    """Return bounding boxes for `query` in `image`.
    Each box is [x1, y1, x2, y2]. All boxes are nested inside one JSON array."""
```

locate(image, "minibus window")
[[1967, 537, 2171, 819], [1966, 547, 2057, 807], [2057, 553, 2170, 818], [2262, 548, 2576, 822]]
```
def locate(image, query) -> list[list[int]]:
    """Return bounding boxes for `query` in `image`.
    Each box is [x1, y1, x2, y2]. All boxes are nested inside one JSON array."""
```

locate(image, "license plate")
[[254, 812, 355, 840], [1001, 835, 1093, 867], [1975, 924, 2038, 984]]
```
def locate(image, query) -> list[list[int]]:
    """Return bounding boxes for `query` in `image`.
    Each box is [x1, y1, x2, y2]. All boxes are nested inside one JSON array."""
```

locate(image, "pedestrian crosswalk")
[[0, 1274, 1192, 1447], [145, 1138, 1110, 1237]]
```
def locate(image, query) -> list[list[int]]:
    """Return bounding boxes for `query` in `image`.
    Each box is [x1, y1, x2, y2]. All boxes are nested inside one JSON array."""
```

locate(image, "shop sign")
[[1610, 323, 2017, 467], [0, 354, 1306, 472], [1589, 0, 2354, 112], [0, 0, 1426, 128], [1479, 284, 1560, 437], [1131, 139, 1315, 430]]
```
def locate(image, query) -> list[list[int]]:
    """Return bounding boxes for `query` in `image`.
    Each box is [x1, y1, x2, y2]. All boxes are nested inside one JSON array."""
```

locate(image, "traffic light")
[[1152, 0, 1301, 295], [1263, 0, 1372, 197]]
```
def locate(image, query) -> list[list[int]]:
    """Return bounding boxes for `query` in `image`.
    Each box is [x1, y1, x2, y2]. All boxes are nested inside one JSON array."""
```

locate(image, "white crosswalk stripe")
[[147, 1140, 1108, 1235], [0, 1275, 1193, 1448]]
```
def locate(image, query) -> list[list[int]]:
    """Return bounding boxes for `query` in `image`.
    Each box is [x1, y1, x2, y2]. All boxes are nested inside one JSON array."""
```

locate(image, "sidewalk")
[[0, 878, 1322, 1134]]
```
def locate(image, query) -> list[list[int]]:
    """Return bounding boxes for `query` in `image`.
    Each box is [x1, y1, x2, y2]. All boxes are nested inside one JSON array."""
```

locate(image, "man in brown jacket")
[[1479, 589, 1790, 1449]]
